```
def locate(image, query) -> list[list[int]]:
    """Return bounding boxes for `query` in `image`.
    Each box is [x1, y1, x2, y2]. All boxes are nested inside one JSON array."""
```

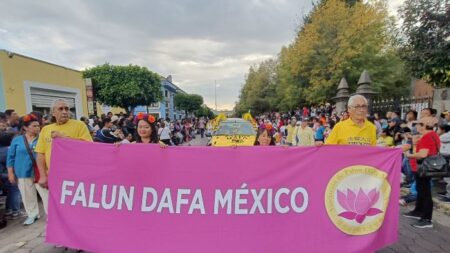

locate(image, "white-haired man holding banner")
[[325, 95, 377, 146], [35, 99, 92, 213]]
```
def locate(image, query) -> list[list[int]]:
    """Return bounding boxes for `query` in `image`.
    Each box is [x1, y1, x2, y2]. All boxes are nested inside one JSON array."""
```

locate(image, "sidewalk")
[[379, 206, 450, 253], [2, 204, 450, 253]]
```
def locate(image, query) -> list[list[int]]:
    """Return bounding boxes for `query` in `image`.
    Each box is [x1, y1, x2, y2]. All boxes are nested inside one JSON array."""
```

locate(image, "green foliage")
[[194, 105, 215, 119], [235, 59, 278, 116], [235, 0, 410, 114], [83, 64, 162, 113], [287, 0, 409, 103], [399, 0, 450, 87], [174, 93, 204, 115]]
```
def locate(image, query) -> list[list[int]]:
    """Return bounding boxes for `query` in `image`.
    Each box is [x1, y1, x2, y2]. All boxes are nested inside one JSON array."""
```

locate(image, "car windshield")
[[215, 121, 256, 135]]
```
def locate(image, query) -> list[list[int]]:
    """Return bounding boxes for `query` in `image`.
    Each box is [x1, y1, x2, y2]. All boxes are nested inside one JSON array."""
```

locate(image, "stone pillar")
[[355, 70, 377, 112], [333, 77, 351, 115]]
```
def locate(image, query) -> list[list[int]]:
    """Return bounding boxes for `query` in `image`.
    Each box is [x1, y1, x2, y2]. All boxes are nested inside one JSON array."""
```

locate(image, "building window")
[[165, 90, 168, 97]]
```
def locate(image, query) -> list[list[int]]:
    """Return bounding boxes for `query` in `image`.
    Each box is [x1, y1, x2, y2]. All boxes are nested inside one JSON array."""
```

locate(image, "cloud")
[[0, 0, 403, 110]]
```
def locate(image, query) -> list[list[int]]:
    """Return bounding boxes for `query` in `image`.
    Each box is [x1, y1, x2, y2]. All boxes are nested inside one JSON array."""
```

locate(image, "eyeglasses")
[[350, 105, 368, 110], [57, 106, 70, 111]]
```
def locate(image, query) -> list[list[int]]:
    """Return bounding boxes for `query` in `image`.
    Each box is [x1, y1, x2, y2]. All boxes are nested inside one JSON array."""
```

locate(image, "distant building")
[[0, 50, 187, 120], [0, 49, 89, 118], [134, 75, 186, 120]]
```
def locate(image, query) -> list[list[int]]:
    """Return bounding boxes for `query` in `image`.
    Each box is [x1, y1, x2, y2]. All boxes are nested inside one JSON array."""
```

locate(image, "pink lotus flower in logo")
[[337, 188, 383, 224]]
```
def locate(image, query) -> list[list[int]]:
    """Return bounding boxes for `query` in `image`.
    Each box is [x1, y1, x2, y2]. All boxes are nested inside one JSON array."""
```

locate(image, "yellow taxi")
[[208, 118, 257, 147]]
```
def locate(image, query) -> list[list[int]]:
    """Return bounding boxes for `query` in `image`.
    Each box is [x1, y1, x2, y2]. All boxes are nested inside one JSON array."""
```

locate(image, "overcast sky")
[[0, 0, 404, 110]]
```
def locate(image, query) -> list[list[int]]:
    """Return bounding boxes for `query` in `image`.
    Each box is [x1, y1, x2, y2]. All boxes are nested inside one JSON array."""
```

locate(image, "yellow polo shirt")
[[325, 119, 377, 146], [35, 119, 92, 171], [285, 125, 296, 144]]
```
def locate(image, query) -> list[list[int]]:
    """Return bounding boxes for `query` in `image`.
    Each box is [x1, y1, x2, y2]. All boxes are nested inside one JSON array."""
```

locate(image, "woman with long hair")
[[134, 113, 159, 144], [254, 124, 275, 146]]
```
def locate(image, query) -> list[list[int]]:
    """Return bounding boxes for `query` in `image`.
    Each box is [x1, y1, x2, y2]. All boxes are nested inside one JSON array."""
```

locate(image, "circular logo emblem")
[[325, 165, 391, 235]]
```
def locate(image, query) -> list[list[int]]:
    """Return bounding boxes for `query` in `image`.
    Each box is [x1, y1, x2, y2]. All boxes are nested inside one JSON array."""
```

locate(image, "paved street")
[[1, 136, 450, 253]]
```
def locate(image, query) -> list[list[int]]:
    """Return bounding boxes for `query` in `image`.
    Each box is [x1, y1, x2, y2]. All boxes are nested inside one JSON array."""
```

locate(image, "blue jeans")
[[401, 156, 414, 184], [0, 174, 20, 213]]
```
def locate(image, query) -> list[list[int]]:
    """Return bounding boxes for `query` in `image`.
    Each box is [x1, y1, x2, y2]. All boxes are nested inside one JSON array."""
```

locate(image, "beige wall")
[[0, 50, 88, 116]]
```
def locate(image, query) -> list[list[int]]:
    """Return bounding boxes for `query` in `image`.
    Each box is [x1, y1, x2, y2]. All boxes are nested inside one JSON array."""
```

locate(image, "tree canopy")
[[235, 0, 410, 113], [174, 93, 204, 116], [83, 64, 162, 113], [399, 0, 450, 87], [194, 105, 215, 119]]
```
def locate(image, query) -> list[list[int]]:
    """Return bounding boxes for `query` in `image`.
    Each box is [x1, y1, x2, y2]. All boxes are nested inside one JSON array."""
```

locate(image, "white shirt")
[[158, 126, 171, 140]]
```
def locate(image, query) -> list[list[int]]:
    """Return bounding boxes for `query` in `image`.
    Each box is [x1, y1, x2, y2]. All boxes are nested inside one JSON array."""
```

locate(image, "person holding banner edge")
[[35, 99, 93, 206], [324, 95, 377, 146], [254, 124, 275, 146]]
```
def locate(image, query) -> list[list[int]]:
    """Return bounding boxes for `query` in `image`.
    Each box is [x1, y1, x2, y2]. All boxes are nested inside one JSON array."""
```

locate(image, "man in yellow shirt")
[[285, 117, 297, 146], [36, 99, 92, 191], [292, 117, 315, 146], [325, 95, 376, 146]]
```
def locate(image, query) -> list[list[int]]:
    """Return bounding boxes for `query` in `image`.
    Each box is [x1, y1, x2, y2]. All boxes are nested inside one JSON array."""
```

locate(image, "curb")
[[401, 187, 450, 216], [433, 197, 450, 216]]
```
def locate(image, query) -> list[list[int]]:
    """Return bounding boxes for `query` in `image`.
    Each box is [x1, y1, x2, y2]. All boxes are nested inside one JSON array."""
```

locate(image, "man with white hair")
[[35, 99, 92, 206], [325, 95, 376, 146]]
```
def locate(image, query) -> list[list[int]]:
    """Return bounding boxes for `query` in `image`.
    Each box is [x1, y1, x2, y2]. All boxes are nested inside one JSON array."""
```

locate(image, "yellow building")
[[0, 49, 89, 118]]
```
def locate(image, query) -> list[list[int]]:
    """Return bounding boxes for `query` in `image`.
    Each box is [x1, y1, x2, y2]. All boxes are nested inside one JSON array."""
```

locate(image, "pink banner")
[[47, 139, 401, 253]]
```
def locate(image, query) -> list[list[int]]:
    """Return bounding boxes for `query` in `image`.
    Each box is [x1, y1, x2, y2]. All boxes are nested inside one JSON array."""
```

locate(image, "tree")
[[399, 0, 450, 87], [194, 105, 215, 119], [83, 64, 162, 113], [235, 0, 410, 114], [272, 0, 411, 106], [235, 59, 278, 115], [285, 0, 409, 103], [174, 93, 204, 116]]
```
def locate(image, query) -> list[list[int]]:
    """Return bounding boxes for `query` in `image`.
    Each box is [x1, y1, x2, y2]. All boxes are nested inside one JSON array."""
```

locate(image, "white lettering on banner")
[[60, 180, 309, 215], [213, 186, 308, 215], [88, 184, 100, 208], [71, 182, 87, 207], [214, 189, 232, 214], [141, 187, 205, 214], [157, 188, 174, 213], [117, 186, 134, 211], [63, 181, 135, 211], [141, 187, 158, 212], [274, 188, 290, 214], [60, 180, 74, 204], [102, 185, 117, 210], [235, 183, 249, 215], [189, 189, 206, 214]]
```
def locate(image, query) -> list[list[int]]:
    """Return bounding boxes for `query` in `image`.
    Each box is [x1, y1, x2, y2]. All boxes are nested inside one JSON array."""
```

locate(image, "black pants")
[[200, 128, 205, 138], [414, 173, 433, 220]]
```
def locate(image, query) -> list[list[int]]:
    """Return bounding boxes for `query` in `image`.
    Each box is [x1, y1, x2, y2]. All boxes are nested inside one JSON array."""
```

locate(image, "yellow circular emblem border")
[[325, 165, 391, 235]]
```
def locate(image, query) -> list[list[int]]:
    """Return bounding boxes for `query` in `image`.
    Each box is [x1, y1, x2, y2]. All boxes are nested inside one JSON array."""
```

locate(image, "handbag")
[[22, 135, 40, 183], [417, 135, 450, 178]]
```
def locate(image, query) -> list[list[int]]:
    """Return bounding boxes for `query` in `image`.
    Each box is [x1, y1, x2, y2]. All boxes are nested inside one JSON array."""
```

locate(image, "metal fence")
[[372, 97, 433, 118]]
